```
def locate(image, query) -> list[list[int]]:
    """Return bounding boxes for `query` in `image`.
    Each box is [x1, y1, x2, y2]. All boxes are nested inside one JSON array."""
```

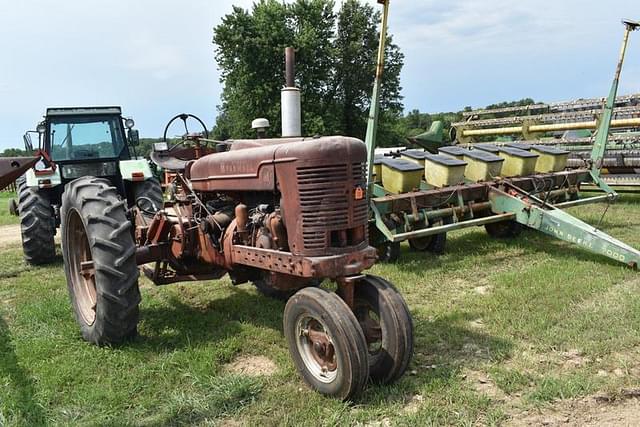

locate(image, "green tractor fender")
[[119, 159, 154, 182]]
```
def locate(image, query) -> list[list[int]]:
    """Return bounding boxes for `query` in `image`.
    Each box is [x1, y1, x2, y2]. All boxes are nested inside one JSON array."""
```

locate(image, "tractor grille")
[[297, 162, 368, 252]]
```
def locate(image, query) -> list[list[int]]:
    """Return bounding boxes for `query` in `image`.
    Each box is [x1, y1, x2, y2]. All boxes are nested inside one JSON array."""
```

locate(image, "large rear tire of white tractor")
[[284, 287, 369, 400], [18, 176, 56, 265], [61, 177, 141, 345]]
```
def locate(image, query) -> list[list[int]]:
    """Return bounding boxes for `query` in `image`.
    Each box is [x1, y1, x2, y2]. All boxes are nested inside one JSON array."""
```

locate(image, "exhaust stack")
[[281, 47, 302, 137]]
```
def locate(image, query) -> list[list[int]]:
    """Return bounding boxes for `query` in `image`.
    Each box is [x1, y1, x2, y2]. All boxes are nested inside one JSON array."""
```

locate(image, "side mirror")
[[23, 133, 34, 152], [128, 129, 140, 146]]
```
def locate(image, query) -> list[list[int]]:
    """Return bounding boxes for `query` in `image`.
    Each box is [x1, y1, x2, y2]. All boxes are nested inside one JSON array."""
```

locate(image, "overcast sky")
[[0, 0, 638, 150]]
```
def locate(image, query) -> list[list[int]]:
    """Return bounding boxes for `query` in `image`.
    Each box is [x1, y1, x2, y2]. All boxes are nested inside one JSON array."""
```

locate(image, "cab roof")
[[46, 106, 122, 117]]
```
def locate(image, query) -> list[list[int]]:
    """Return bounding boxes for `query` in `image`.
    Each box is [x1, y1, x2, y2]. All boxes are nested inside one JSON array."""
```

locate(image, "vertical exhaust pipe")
[[281, 47, 302, 137]]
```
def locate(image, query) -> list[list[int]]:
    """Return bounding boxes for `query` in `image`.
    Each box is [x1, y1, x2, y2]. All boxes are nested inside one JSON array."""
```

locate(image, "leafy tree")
[[212, 0, 404, 145], [0, 148, 28, 157]]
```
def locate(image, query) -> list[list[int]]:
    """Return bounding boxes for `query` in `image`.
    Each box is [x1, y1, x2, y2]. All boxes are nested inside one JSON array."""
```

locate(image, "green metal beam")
[[365, 0, 390, 197], [589, 20, 639, 193], [489, 186, 640, 268]]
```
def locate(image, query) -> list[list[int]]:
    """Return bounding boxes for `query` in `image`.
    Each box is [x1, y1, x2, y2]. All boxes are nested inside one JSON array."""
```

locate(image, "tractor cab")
[[28, 107, 140, 187], [15, 106, 163, 266]]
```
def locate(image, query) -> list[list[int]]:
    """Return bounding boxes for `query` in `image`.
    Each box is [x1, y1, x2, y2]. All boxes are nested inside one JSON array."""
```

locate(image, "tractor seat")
[[150, 150, 189, 171]]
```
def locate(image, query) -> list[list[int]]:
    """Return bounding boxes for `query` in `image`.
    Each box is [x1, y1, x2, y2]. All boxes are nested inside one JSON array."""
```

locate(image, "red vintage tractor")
[[58, 117, 413, 399]]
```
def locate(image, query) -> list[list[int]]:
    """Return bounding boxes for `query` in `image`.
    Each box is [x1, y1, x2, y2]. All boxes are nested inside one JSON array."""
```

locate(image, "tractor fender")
[[25, 167, 61, 188], [119, 159, 153, 181]]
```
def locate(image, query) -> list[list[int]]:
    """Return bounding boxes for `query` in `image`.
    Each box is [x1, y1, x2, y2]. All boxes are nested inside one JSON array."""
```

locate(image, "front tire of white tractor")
[[61, 177, 141, 345], [18, 176, 56, 265]]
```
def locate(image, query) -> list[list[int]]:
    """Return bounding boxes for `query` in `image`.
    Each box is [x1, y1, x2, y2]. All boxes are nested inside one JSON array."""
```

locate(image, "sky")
[[0, 0, 638, 151]]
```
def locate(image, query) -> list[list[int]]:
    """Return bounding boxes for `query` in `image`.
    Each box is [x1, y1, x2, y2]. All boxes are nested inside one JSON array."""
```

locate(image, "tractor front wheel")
[[284, 287, 369, 400], [353, 275, 413, 383], [18, 177, 56, 264], [61, 177, 141, 345]]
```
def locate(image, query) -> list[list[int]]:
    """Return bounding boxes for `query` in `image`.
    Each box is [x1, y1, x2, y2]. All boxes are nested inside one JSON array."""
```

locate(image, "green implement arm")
[[590, 19, 640, 192], [490, 184, 639, 268], [365, 0, 390, 196]]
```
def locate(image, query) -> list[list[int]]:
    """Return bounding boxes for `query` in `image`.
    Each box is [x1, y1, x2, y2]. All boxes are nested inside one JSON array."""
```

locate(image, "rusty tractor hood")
[[189, 136, 366, 192], [0, 157, 38, 191]]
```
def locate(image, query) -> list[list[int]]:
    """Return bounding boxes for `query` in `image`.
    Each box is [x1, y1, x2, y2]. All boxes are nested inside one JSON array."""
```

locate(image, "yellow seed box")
[[463, 150, 504, 182], [424, 154, 467, 188], [438, 145, 469, 160], [381, 158, 423, 194], [498, 147, 539, 177], [400, 149, 429, 167], [530, 145, 570, 173]]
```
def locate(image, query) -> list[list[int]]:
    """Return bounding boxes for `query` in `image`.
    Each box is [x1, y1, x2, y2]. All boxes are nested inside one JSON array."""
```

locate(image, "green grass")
[[2, 194, 640, 425], [0, 192, 18, 226]]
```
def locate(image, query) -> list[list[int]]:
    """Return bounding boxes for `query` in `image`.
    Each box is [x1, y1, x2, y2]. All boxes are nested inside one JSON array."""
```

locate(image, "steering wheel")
[[162, 113, 209, 150]]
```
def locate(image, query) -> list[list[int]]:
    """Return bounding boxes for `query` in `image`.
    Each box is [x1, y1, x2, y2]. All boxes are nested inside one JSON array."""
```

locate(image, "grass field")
[[1, 194, 640, 425], [0, 192, 18, 226]]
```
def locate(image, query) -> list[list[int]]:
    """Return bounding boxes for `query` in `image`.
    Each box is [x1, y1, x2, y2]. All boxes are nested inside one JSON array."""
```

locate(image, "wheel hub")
[[67, 210, 97, 326], [296, 316, 338, 382]]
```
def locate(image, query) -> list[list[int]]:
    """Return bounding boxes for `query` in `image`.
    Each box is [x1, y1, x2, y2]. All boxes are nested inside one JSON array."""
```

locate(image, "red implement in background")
[[0, 157, 38, 191]]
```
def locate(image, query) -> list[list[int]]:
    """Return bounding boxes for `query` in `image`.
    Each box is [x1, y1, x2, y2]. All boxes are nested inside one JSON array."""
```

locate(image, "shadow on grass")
[[389, 227, 629, 273], [358, 309, 513, 405], [0, 316, 46, 424], [134, 286, 284, 351]]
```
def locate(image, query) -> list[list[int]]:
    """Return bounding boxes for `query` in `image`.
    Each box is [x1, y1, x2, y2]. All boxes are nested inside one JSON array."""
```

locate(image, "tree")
[[0, 148, 28, 157], [212, 0, 404, 145]]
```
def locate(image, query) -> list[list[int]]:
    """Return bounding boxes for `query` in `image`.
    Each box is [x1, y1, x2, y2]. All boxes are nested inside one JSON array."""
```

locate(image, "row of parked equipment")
[[372, 143, 570, 194]]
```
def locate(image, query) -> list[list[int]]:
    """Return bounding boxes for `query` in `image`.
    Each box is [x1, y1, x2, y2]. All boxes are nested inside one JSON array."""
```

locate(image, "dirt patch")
[[226, 355, 278, 377], [474, 285, 492, 295], [0, 224, 21, 248], [558, 349, 590, 370], [507, 394, 640, 426], [463, 369, 508, 401], [402, 394, 424, 415]]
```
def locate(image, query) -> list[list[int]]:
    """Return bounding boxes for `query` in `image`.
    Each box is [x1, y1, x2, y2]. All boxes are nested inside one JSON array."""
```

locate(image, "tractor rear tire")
[[61, 177, 141, 345], [485, 220, 522, 238], [18, 178, 56, 265], [284, 287, 369, 400], [353, 275, 413, 384], [131, 178, 164, 218]]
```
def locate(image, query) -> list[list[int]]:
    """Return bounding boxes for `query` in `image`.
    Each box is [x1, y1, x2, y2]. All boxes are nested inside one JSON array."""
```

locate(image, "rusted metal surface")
[[0, 157, 38, 191], [66, 208, 97, 326], [285, 47, 296, 88], [190, 136, 369, 257], [229, 245, 377, 279]]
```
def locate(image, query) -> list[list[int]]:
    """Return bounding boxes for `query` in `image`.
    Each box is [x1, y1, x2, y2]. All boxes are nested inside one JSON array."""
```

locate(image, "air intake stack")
[[281, 47, 302, 137]]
